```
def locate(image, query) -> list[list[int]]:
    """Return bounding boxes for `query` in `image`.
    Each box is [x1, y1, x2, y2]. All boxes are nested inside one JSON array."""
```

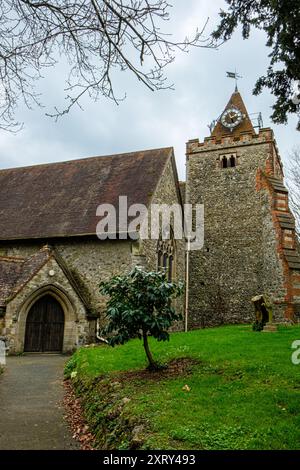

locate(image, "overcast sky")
[[0, 0, 299, 181]]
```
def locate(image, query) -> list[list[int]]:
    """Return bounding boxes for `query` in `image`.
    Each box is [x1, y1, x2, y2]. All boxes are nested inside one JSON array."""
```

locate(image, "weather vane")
[[226, 70, 242, 91]]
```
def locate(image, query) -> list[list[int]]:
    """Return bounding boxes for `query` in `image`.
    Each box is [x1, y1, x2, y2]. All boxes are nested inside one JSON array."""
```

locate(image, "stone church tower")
[[186, 89, 300, 328]]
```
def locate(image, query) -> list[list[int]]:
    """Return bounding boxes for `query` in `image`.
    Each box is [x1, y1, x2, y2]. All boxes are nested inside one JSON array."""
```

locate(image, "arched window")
[[163, 252, 168, 269], [220, 153, 238, 169], [168, 256, 173, 282], [157, 232, 176, 281], [222, 156, 227, 168], [157, 250, 162, 269]]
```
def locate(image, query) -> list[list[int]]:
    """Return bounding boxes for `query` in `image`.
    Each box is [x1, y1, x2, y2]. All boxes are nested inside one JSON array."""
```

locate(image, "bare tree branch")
[[0, 1, 214, 129], [286, 146, 300, 239]]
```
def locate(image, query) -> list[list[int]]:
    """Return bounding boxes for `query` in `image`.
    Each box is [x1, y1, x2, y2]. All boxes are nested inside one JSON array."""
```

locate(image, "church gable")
[[138, 150, 185, 291], [2, 246, 89, 353], [0, 246, 88, 309]]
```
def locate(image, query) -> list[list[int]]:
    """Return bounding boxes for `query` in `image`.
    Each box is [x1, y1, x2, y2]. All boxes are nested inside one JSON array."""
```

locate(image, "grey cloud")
[[0, 0, 298, 179]]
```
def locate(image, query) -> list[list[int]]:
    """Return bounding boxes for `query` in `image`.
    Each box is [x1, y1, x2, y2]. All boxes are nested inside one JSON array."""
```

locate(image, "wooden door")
[[24, 295, 64, 352]]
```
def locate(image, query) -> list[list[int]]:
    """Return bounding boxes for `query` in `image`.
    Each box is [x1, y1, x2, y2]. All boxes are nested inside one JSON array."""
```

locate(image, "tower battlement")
[[187, 127, 275, 154]]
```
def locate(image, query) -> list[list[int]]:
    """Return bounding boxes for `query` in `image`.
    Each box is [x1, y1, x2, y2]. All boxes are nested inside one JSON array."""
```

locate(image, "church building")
[[0, 90, 299, 354], [0, 148, 184, 353]]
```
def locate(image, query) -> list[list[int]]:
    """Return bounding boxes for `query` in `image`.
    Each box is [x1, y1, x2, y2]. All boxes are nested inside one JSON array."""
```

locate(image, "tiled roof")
[[0, 148, 172, 240], [0, 257, 25, 306], [0, 249, 49, 306]]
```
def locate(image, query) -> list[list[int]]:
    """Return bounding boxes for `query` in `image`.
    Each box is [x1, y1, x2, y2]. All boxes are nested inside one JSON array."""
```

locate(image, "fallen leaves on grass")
[[63, 379, 96, 450]]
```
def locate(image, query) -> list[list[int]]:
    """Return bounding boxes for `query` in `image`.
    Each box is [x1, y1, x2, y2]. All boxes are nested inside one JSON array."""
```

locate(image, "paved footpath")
[[0, 355, 79, 450]]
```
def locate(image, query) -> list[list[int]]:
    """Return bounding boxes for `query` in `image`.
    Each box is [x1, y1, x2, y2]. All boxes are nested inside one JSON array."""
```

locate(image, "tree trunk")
[[142, 331, 158, 371]]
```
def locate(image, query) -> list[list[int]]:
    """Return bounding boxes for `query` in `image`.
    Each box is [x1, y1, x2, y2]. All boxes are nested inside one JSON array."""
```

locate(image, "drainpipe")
[[185, 237, 191, 332], [96, 318, 108, 344]]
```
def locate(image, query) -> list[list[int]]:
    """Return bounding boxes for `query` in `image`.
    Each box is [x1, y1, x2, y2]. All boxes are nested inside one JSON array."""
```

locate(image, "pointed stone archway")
[[16, 285, 79, 353]]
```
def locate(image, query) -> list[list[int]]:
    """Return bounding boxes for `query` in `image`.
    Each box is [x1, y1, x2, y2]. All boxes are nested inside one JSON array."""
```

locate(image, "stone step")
[[262, 323, 278, 332]]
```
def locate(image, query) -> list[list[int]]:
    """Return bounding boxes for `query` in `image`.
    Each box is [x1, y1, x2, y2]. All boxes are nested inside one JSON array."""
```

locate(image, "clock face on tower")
[[220, 107, 244, 130]]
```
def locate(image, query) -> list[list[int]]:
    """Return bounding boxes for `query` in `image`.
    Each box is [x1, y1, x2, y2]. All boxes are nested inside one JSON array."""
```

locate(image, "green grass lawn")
[[66, 325, 300, 450]]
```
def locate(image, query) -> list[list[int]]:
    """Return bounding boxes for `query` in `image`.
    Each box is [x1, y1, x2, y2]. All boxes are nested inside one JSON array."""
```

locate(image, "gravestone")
[[251, 295, 277, 332]]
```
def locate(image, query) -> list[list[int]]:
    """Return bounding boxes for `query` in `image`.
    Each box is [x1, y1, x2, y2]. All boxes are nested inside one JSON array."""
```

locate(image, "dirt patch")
[[113, 357, 200, 383]]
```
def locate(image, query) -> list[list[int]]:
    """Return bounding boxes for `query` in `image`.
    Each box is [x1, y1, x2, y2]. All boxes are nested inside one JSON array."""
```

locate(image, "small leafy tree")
[[100, 267, 183, 371]]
